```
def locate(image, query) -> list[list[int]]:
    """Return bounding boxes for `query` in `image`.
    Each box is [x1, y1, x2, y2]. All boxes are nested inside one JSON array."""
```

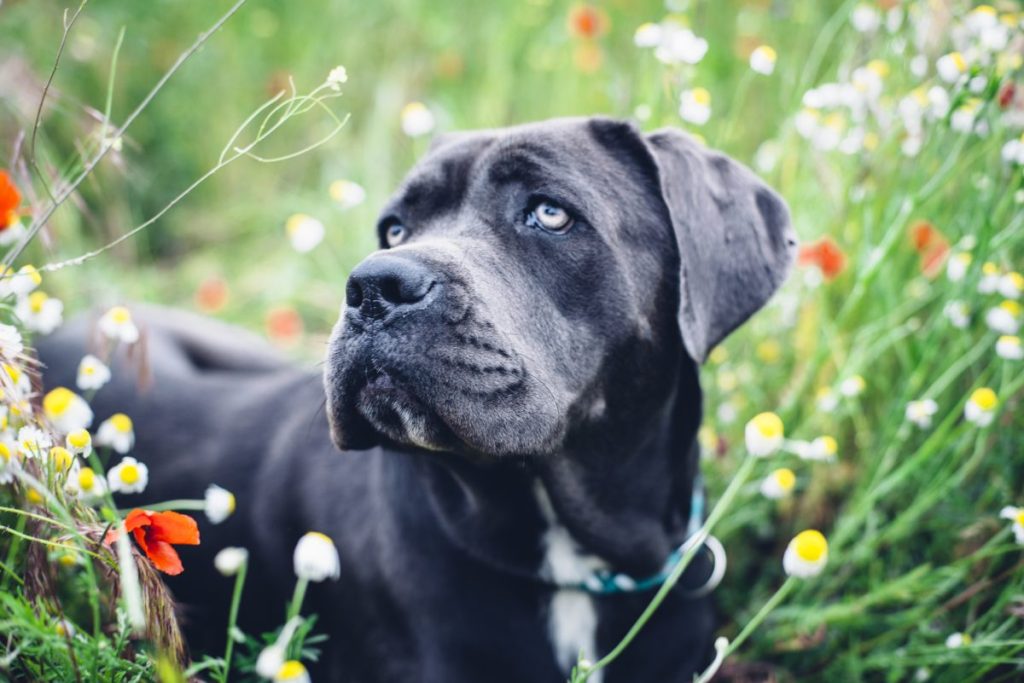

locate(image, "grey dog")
[[38, 116, 796, 682]]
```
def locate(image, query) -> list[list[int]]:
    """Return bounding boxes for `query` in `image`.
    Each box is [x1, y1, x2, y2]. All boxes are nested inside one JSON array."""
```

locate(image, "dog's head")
[[324, 117, 796, 457]]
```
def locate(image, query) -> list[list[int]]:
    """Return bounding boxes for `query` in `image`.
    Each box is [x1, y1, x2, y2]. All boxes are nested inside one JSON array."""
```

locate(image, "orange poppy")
[[105, 509, 200, 575], [195, 275, 229, 313], [909, 220, 939, 253], [908, 220, 949, 278], [266, 306, 303, 345], [567, 4, 609, 40], [798, 237, 846, 280], [0, 170, 21, 231]]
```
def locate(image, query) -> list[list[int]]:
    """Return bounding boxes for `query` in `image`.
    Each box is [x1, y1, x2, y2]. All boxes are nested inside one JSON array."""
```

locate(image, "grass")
[[0, 0, 1022, 681]]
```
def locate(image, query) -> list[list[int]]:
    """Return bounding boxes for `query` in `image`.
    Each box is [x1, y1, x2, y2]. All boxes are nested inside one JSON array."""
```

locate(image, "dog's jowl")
[[39, 117, 795, 682]]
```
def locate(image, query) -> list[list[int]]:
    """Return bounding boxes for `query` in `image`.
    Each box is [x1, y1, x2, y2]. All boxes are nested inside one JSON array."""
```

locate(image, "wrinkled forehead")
[[378, 118, 656, 230]]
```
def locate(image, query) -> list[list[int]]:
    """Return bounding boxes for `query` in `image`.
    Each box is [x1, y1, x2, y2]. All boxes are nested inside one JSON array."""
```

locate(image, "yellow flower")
[[43, 387, 93, 433], [760, 468, 796, 499], [48, 446, 73, 472], [964, 387, 998, 426], [745, 412, 784, 456], [783, 529, 828, 578]]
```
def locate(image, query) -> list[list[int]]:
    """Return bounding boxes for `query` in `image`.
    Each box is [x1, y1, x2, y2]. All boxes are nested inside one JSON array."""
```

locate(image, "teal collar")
[[566, 477, 726, 596]]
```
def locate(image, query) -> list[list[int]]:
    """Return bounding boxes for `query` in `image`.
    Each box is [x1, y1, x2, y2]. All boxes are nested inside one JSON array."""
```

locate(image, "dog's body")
[[38, 117, 795, 682]]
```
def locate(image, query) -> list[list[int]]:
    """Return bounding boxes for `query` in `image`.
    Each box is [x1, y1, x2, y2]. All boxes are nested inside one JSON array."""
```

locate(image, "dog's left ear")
[[644, 128, 797, 363]]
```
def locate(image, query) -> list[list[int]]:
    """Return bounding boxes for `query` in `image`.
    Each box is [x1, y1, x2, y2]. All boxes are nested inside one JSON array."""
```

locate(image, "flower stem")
[[721, 577, 796, 660], [220, 560, 248, 683], [579, 453, 760, 680], [286, 577, 309, 623]]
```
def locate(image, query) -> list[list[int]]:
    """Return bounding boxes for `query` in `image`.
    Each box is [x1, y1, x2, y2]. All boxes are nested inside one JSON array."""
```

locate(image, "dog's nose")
[[346, 255, 438, 319]]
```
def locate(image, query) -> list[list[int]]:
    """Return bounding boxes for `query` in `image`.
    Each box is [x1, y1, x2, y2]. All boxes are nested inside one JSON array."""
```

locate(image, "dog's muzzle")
[[345, 253, 441, 324]]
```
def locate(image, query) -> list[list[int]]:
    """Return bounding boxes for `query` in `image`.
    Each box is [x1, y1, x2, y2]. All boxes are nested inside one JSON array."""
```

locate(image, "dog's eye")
[[385, 223, 408, 247], [527, 201, 574, 234]]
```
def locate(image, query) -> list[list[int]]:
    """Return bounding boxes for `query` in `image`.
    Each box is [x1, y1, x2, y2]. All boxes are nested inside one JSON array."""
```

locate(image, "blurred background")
[[0, 0, 844, 358]]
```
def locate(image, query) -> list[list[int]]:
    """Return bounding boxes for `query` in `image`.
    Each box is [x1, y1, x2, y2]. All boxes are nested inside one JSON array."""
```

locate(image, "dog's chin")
[[354, 374, 454, 452]]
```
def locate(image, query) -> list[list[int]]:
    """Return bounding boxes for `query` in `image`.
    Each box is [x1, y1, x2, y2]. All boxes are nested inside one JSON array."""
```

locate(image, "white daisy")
[[329, 180, 366, 210], [943, 300, 970, 329], [999, 506, 1024, 544], [42, 387, 93, 434], [285, 214, 325, 253], [95, 413, 135, 454], [996, 335, 1023, 360], [985, 300, 1021, 334], [76, 354, 111, 391], [214, 546, 249, 576], [783, 529, 829, 578], [17, 425, 52, 459], [749, 45, 776, 75], [205, 484, 236, 524], [15, 291, 63, 335], [679, 88, 712, 126], [905, 399, 939, 428], [293, 531, 341, 582], [106, 456, 148, 494], [964, 388, 998, 427], [745, 412, 784, 457], [839, 375, 866, 397], [400, 102, 435, 138], [0, 323, 24, 360], [759, 468, 796, 499], [936, 52, 968, 84], [98, 306, 139, 344]]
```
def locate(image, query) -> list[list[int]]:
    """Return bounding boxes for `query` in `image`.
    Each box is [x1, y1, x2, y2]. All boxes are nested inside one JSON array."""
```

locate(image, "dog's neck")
[[416, 358, 702, 580]]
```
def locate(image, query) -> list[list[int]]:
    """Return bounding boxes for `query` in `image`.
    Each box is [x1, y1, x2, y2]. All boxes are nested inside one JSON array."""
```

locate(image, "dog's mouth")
[[354, 370, 456, 452]]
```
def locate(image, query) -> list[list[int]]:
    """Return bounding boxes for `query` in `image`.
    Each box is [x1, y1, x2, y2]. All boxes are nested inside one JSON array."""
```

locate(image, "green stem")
[[286, 577, 309, 623], [220, 561, 248, 683], [721, 577, 796, 659], [580, 454, 760, 680]]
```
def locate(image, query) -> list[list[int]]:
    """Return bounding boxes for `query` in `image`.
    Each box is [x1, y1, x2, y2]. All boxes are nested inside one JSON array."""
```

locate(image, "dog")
[[37, 116, 796, 682]]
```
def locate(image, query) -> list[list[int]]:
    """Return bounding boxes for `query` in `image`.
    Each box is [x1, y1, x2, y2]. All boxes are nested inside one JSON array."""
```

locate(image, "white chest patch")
[[535, 483, 607, 683]]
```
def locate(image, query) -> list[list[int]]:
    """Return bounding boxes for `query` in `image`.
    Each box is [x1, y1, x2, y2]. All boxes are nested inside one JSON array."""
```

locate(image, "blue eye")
[[386, 223, 407, 247], [527, 201, 574, 234]]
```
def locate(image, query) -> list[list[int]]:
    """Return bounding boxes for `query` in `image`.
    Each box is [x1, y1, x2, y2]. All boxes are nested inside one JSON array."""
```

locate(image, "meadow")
[[0, 0, 1022, 681]]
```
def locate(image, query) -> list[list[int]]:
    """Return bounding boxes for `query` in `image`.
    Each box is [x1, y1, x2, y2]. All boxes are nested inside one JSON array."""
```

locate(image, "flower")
[[936, 52, 968, 83], [760, 468, 796, 499], [946, 252, 972, 281], [0, 170, 22, 232], [195, 276, 229, 313], [293, 531, 341, 582], [633, 22, 662, 48], [999, 272, 1023, 299], [42, 387, 93, 433], [266, 306, 303, 346], [996, 335, 1023, 360], [985, 300, 1021, 334], [96, 413, 135, 453], [0, 442, 18, 485], [851, 4, 880, 32], [214, 546, 249, 576], [943, 300, 970, 329], [745, 412, 784, 456], [979, 262, 1002, 293], [98, 306, 139, 344], [15, 291, 63, 334], [809, 435, 838, 461], [105, 509, 200, 575], [839, 375, 866, 397], [255, 618, 303, 678], [76, 354, 111, 391], [107, 456, 149, 494], [65, 428, 92, 457], [275, 661, 311, 683], [567, 4, 608, 40], [816, 387, 839, 412], [783, 529, 829, 578], [679, 88, 712, 126], [0, 323, 24, 360], [649, 22, 707, 65], [798, 237, 846, 280], [71, 466, 106, 505], [964, 387, 998, 427], [326, 65, 348, 91], [905, 399, 939, 428], [285, 214, 325, 253], [17, 425, 52, 459], [48, 446, 73, 472], [945, 632, 972, 649], [999, 506, 1024, 544], [8, 265, 42, 298], [329, 179, 366, 210], [749, 45, 776, 75], [400, 101, 435, 137], [205, 484, 236, 524]]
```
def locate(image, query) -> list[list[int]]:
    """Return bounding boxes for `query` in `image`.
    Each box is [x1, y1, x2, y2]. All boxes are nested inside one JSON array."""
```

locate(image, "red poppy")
[[908, 220, 949, 278], [105, 509, 200, 575], [998, 82, 1016, 110], [0, 170, 21, 231], [195, 275, 229, 313], [567, 4, 609, 40], [266, 306, 303, 345], [798, 237, 846, 280], [909, 220, 939, 253]]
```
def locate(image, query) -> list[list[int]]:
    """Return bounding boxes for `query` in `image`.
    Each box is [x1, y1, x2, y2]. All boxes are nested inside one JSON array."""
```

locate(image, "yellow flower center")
[[690, 88, 711, 106], [285, 214, 311, 236], [867, 59, 889, 77], [970, 387, 998, 411], [999, 300, 1021, 318], [972, 5, 996, 16], [755, 45, 776, 62], [78, 467, 96, 490], [793, 529, 828, 562], [955, 252, 972, 266], [28, 291, 48, 313], [67, 429, 91, 449], [19, 265, 41, 287], [1006, 272, 1024, 290], [817, 435, 838, 455], [1014, 510, 1024, 527], [772, 468, 796, 491], [1000, 335, 1021, 348], [306, 531, 333, 544], [982, 261, 999, 275], [108, 306, 131, 325], [4, 363, 21, 383], [49, 447, 72, 471], [119, 464, 139, 485], [26, 488, 44, 505], [110, 413, 133, 433], [226, 492, 237, 513], [82, 364, 95, 376], [0, 443, 10, 463], [751, 412, 784, 439], [43, 387, 76, 417], [277, 661, 307, 679], [58, 553, 78, 567], [949, 52, 967, 72]]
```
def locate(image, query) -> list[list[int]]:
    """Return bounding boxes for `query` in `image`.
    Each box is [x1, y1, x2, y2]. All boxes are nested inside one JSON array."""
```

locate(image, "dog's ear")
[[645, 128, 797, 363]]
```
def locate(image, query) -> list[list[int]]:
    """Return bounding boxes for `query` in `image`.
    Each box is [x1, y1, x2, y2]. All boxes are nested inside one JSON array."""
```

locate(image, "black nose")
[[346, 254, 438, 319]]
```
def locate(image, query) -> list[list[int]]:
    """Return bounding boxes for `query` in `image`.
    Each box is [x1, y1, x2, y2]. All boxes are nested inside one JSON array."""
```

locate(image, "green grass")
[[0, 0, 1023, 681]]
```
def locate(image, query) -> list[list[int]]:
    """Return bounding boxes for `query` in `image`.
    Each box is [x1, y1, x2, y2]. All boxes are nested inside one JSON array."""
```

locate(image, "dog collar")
[[566, 477, 727, 597]]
